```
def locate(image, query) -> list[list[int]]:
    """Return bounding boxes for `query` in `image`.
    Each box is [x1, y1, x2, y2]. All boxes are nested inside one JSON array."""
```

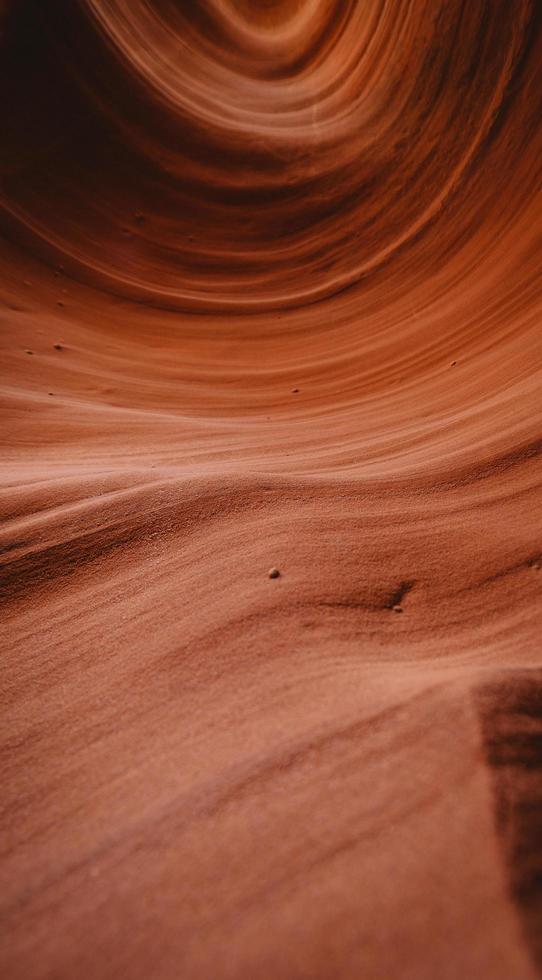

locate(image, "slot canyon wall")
[[1, 1, 542, 978]]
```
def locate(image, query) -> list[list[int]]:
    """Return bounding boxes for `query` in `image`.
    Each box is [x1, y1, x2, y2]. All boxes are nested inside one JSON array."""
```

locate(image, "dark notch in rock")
[[386, 580, 415, 612], [476, 672, 542, 974]]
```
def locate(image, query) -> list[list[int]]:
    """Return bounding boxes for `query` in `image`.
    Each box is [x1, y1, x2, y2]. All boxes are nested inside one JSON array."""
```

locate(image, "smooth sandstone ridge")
[[1, 1, 542, 978]]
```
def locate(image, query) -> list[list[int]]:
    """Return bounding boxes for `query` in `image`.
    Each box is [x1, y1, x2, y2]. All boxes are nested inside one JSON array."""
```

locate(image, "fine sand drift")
[[1, 2, 542, 978]]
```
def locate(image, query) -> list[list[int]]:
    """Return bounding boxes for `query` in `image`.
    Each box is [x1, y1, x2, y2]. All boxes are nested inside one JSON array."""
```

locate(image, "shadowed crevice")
[[477, 672, 542, 975]]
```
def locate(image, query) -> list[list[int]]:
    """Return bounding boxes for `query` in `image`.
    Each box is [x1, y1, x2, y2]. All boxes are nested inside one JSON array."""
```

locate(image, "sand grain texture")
[[1, 1, 542, 978]]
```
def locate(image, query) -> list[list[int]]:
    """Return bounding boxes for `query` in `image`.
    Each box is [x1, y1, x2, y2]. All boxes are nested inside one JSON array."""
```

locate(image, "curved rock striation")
[[1, 2, 541, 978]]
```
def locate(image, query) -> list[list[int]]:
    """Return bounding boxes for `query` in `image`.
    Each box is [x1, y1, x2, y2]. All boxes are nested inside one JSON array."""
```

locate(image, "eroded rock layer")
[[1, 2, 542, 978]]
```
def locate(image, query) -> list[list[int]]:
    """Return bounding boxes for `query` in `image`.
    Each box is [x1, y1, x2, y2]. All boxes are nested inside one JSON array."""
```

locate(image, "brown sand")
[[1, 1, 542, 978]]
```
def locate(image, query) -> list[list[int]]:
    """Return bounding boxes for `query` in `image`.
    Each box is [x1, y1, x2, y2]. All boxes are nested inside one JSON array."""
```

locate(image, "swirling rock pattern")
[[1, 1, 541, 978]]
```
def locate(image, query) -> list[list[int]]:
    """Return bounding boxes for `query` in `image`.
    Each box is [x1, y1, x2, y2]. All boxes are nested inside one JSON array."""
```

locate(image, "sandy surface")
[[1, 1, 542, 978]]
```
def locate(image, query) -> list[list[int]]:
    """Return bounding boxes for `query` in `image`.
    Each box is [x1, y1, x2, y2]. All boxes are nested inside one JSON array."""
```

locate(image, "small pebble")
[[292, 388, 299, 393], [57, 301, 64, 308], [451, 361, 457, 367], [268, 567, 280, 579], [25, 349, 33, 355], [53, 342, 63, 350], [392, 604, 403, 613], [48, 392, 54, 396]]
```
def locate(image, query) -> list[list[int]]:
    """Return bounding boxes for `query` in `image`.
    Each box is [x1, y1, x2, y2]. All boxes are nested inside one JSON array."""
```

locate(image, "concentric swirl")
[[1, 0, 540, 311], [1, 3, 542, 980]]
